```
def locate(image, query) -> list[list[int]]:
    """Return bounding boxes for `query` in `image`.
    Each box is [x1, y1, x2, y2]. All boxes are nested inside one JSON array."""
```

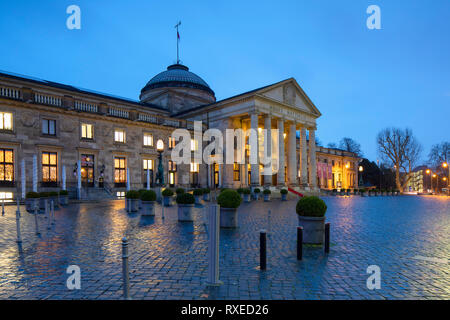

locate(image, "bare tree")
[[339, 137, 363, 157], [428, 142, 449, 169], [376, 127, 422, 192], [327, 142, 337, 148]]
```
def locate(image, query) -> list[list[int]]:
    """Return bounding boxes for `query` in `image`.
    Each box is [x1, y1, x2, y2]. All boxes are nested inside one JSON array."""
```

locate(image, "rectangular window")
[[114, 130, 125, 143], [114, 157, 126, 184], [0, 149, 14, 186], [42, 119, 56, 136], [0, 192, 13, 202], [42, 151, 57, 185], [190, 162, 199, 173], [81, 123, 93, 139], [143, 159, 153, 170], [233, 163, 240, 181], [0, 112, 13, 131], [169, 137, 176, 149], [143, 133, 153, 146], [169, 160, 177, 172]]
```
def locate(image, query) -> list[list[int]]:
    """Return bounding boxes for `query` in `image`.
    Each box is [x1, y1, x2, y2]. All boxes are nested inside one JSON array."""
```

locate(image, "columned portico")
[[288, 122, 298, 186], [308, 128, 317, 189], [277, 118, 285, 186], [250, 112, 260, 186], [263, 114, 272, 186], [300, 127, 308, 187]]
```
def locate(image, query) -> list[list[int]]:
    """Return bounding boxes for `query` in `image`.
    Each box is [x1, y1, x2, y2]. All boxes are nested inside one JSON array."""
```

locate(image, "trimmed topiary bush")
[[26, 192, 40, 199], [39, 192, 50, 198], [237, 188, 244, 194], [125, 190, 140, 199], [59, 190, 68, 196], [242, 188, 251, 195], [141, 190, 156, 202], [296, 196, 327, 217], [202, 188, 211, 194], [280, 189, 288, 195], [263, 189, 271, 195], [162, 188, 174, 197], [193, 189, 204, 196], [176, 192, 195, 205], [175, 188, 185, 195], [253, 188, 261, 193], [49, 191, 58, 197], [217, 189, 242, 209]]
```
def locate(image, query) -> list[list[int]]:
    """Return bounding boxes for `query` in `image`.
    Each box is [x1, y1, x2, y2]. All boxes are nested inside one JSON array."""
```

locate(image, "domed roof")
[[141, 64, 214, 96]]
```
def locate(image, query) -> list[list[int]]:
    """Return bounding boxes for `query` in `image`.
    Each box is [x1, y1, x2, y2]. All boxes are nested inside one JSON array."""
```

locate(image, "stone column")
[[300, 127, 308, 187], [277, 119, 285, 186], [263, 115, 272, 186], [308, 128, 317, 189], [288, 123, 297, 186], [250, 112, 260, 186]]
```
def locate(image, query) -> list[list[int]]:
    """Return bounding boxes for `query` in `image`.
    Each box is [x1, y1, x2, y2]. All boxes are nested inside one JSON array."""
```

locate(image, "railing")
[[108, 107, 129, 119], [34, 93, 62, 107], [0, 86, 21, 99], [74, 101, 98, 113], [138, 113, 158, 124], [161, 118, 180, 128]]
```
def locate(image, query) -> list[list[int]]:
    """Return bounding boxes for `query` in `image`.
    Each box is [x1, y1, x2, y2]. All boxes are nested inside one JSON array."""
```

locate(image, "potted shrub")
[[125, 190, 140, 212], [242, 188, 251, 203], [175, 188, 185, 195], [138, 189, 147, 208], [253, 188, 261, 200], [395, 189, 400, 196], [332, 189, 337, 196], [280, 188, 288, 201], [296, 196, 327, 244], [25, 192, 39, 212], [217, 189, 242, 228], [237, 188, 244, 199], [162, 188, 174, 206], [346, 189, 350, 196], [176, 192, 195, 222], [263, 189, 271, 202], [361, 188, 368, 197], [59, 190, 69, 206], [140, 190, 156, 216], [193, 188, 204, 205], [202, 188, 211, 201], [39, 192, 50, 211]]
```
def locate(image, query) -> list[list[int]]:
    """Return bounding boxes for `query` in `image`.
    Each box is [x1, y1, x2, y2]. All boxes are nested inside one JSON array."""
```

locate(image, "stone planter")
[[263, 194, 270, 202], [178, 204, 194, 222], [39, 197, 49, 211], [203, 193, 210, 201], [195, 195, 202, 205], [26, 198, 39, 213], [163, 196, 171, 207], [298, 216, 325, 244], [281, 193, 287, 201], [59, 195, 69, 206], [253, 193, 260, 200], [363, 192, 369, 197], [346, 191, 350, 196], [243, 194, 251, 203], [220, 207, 238, 228], [127, 199, 139, 212], [141, 201, 155, 216]]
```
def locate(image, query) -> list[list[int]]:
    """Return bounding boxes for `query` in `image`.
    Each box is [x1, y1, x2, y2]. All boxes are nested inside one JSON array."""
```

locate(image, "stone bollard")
[[324, 223, 330, 254], [297, 227, 303, 260], [161, 202, 165, 220], [207, 204, 221, 285], [2, 200, 4, 216], [122, 237, 131, 300], [260, 230, 267, 270], [34, 206, 40, 235], [16, 198, 22, 244]]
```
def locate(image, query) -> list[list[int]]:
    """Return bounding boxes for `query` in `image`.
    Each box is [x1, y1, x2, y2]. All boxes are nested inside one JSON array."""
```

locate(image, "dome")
[[141, 64, 214, 96]]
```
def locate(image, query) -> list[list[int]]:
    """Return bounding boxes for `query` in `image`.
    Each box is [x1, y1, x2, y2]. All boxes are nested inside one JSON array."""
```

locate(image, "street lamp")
[[155, 139, 165, 186], [443, 162, 449, 196], [358, 165, 363, 187]]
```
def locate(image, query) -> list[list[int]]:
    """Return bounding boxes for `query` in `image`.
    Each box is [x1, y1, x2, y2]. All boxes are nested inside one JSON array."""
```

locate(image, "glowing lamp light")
[[345, 163, 350, 169], [156, 139, 164, 152], [443, 162, 448, 168], [258, 128, 262, 133], [432, 174, 437, 178], [283, 133, 287, 139], [359, 166, 363, 172], [426, 169, 431, 174], [443, 177, 448, 181]]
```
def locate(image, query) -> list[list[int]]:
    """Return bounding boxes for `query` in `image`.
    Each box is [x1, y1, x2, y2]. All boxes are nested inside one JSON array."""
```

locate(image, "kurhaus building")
[[0, 63, 359, 200]]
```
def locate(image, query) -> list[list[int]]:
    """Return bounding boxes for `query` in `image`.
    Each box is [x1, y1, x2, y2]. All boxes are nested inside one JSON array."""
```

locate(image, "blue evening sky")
[[1, 0, 449, 162]]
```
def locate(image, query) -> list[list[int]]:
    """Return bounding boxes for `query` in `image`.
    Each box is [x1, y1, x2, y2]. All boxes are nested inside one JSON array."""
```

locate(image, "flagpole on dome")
[[175, 21, 181, 64]]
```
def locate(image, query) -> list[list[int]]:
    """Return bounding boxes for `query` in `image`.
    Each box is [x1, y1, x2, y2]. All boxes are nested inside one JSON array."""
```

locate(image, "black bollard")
[[122, 237, 131, 300], [260, 230, 267, 270], [324, 222, 330, 254], [297, 226, 303, 260]]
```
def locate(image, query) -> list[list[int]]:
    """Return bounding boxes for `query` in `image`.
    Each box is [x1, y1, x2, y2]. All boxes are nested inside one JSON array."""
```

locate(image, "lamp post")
[[432, 174, 437, 194], [156, 139, 165, 186], [358, 165, 363, 187], [426, 169, 431, 192], [443, 162, 449, 196]]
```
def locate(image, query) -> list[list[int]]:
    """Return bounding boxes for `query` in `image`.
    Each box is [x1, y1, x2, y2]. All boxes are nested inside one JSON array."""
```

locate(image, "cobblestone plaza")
[[0, 196, 449, 300]]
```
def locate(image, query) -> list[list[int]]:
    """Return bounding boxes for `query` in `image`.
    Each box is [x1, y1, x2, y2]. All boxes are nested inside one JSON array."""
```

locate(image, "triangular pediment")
[[256, 78, 321, 117]]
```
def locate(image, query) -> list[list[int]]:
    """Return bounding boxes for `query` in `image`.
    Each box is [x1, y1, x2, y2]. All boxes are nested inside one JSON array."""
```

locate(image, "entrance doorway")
[[81, 154, 95, 187]]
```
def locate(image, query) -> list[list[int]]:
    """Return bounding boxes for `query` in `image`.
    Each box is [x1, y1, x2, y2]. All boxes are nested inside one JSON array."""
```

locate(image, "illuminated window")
[[169, 137, 176, 149], [0, 112, 13, 131], [81, 123, 93, 139], [42, 152, 57, 185], [116, 191, 125, 198], [114, 157, 126, 184], [190, 139, 198, 151], [168, 160, 177, 172], [190, 162, 199, 173], [143, 133, 153, 147], [0, 149, 14, 186], [114, 129, 125, 143], [0, 192, 13, 202], [42, 119, 56, 136], [233, 163, 240, 181], [143, 159, 153, 170]]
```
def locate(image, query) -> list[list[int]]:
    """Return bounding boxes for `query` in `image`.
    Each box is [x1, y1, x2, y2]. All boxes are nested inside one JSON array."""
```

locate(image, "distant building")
[[407, 166, 428, 193]]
